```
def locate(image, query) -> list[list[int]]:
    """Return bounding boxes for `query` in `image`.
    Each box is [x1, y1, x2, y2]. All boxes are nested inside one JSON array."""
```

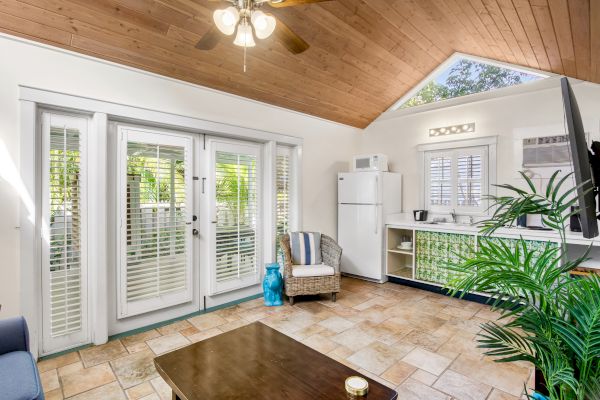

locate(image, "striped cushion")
[[289, 232, 322, 265]]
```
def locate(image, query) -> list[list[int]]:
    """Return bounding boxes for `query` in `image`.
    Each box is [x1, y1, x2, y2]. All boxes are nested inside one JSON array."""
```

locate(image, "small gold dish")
[[345, 376, 369, 397]]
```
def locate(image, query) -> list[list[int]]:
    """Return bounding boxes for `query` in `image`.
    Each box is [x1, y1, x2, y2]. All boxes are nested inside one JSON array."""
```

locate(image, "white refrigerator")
[[338, 172, 402, 282]]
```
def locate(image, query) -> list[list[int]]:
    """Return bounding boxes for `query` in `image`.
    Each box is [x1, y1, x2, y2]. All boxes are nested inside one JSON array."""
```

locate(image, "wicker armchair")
[[280, 233, 342, 305]]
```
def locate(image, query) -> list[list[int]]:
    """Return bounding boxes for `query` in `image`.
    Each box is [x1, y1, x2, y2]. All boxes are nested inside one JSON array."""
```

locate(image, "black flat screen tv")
[[561, 77, 599, 239]]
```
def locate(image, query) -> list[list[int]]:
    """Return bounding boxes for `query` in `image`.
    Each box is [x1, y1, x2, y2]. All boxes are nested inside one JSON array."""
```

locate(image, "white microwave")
[[352, 154, 389, 172]]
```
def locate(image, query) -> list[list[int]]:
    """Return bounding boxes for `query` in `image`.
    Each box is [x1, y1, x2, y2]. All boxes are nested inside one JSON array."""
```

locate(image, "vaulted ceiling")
[[0, 0, 598, 128]]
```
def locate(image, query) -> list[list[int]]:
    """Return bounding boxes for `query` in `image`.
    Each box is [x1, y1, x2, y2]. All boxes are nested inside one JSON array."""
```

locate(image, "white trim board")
[[19, 86, 303, 146], [417, 135, 498, 152]]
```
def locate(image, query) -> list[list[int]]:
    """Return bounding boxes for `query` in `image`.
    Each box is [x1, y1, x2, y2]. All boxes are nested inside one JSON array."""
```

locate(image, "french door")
[[117, 126, 194, 318], [41, 112, 90, 354], [209, 139, 262, 295]]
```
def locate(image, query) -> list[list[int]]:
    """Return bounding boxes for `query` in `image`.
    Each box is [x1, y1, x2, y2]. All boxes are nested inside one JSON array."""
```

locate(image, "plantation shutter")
[[42, 113, 89, 354], [425, 146, 488, 214], [118, 127, 193, 318], [211, 140, 261, 294], [276, 146, 293, 264], [428, 155, 452, 207], [457, 154, 482, 207]]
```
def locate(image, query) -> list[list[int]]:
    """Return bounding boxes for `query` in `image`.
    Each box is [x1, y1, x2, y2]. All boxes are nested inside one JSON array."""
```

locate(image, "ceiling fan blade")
[[274, 19, 309, 54], [268, 0, 330, 8], [196, 26, 222, 50]]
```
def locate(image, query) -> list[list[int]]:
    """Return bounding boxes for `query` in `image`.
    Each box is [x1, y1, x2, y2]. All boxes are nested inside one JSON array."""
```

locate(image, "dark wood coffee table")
[[154, 321, 398, 400]]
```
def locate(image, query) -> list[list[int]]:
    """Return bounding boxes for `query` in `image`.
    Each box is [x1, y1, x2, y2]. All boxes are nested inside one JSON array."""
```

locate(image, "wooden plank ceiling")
[[0, 0, 598, 128]]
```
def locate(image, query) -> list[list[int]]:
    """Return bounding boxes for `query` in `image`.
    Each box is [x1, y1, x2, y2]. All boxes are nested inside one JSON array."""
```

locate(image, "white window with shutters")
[[41, 112, 90, 354], [209, 139, 262, 295], [424, 146, 488, 214], [117, 126, 193, 318], [276, 146, 294, 264]]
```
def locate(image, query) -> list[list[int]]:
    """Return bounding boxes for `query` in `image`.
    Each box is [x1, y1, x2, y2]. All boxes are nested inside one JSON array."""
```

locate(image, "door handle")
[[375, 206, 378, 235], [192, 229, 199, 236]]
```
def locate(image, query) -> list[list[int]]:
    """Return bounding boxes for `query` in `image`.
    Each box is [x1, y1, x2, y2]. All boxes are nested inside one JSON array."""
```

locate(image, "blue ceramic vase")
[[263, 263, 283, 306]]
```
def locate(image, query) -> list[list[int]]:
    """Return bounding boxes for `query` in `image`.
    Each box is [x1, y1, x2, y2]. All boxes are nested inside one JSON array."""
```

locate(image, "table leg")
[[172, 391, 180, 400]]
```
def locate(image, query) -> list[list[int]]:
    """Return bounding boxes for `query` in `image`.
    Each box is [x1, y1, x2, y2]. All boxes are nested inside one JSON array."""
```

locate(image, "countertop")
[[385, 214, 600, 247]]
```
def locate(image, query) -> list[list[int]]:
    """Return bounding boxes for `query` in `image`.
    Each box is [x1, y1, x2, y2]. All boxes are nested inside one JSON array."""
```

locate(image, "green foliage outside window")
[[401, 59, 542, 109]]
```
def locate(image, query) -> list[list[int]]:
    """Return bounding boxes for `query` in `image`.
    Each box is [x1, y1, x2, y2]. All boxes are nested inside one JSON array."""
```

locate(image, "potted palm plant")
[[447, 171, 600, 400]]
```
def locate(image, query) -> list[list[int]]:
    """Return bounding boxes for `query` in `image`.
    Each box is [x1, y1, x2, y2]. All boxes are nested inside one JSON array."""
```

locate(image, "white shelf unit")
[[385, 227, 415, 279]]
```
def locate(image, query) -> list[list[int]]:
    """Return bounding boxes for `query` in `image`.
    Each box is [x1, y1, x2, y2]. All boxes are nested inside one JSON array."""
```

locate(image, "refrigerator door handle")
[[375, 175, 379, 204], [374, 206, 378, 234]]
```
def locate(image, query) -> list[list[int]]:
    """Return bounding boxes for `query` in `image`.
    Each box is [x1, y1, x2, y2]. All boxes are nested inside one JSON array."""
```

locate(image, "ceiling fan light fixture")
[[213, 6, 239, 35], [233, 19, 256, 48], [251, 10, 276, 39]]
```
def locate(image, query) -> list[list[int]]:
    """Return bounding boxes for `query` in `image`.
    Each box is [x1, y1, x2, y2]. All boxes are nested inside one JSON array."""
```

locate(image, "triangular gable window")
[[399, 57, 547, 109]]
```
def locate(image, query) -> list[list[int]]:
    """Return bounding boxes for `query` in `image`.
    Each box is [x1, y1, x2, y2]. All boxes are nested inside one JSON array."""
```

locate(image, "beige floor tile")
[[328, 345, 354, 360], [80, 340, 128, 367], [302, 333, 339, 354], [218, 319, 250, 333], [179, 326, 200, 337], [146, 333, 189, 355], [402, 347, 453, 376], [381, 361, 417, 385], [61, 363, 116, 398], [331, 327, 376, 349], [188, 313, 227, 331], [120, 330, 161, 347], [58, 361, 84, 377], [37, 352, 81, 373], [402, 330, 449, 352], [139, 394, 160, 400], [450, 353, 530, 397], [126, 381, 155, 400], [44, 388, 63, 400], [291, 323, 325, 340], [156, 320, 193, 335], [40, 369, 60, 392], [347, 341, 412, 375], [488, 388, 520, 400], [357, 368, 396, 389], [475, 307, 504, 321], [411, 369, 438, 386], [126, 342, 151, 354], [68, 381, 126, 400], [187, 327, 222, 343], [110, 350, 158, 389], [317, 316, 355, 333], [150, 376, 172, 400], [35, 278, 536, 400], [396, 378, 451, 400], [433, 370, 492, 400]]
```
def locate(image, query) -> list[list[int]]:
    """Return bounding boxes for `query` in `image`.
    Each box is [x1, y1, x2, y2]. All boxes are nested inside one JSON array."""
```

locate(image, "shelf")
[[386, 265, 413, 279], [387, 248, 413, 255]]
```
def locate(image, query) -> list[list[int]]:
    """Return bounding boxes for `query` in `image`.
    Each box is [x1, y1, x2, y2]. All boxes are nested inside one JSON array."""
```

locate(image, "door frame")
[[19, 87, 303, 358]]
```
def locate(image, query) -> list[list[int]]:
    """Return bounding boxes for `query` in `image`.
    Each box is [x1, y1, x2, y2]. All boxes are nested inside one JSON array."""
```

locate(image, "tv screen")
[[561, 77, 598, 239]]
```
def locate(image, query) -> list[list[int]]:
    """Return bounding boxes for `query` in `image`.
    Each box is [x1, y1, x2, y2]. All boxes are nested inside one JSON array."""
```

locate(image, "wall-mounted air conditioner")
[[521, 134, 588, 168]]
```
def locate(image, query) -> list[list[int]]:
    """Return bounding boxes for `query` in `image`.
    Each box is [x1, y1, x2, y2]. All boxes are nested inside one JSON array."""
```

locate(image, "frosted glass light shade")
[[251, 10, 276, 39], [213, 6, 239, 35], [233, 21, 256, 47]]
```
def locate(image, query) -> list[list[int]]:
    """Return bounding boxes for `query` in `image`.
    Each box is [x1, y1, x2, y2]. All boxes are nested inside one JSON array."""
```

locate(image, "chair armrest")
[[0, 317, 29, 355], [321, 234, 342, 272], [279, 234, 294, 279]]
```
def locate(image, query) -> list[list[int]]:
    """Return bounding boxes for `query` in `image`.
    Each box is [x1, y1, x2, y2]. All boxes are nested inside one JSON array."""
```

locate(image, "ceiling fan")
[[197, 0, 330, 69]]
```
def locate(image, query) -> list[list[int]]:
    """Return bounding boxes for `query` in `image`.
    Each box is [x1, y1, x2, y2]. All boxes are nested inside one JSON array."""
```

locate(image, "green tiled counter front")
[[415, 231, 476, 285], [414, 230, 558, 286]]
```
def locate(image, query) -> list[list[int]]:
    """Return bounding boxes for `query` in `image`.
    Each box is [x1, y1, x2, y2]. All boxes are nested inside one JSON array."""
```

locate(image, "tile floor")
[[37, 278, 534, 400]]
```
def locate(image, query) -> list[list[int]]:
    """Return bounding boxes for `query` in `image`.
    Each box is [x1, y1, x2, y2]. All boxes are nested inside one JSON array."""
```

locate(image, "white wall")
[[359, 81, 600, 215], [0, 34, 360, 319]]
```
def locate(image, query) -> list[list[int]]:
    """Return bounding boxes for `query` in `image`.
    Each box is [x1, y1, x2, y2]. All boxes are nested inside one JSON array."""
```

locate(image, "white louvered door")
[[117, 127, 193, 318], [276, 146, 293, 264], [210, 140, 261, 295], [41, 113, 90, 355]]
